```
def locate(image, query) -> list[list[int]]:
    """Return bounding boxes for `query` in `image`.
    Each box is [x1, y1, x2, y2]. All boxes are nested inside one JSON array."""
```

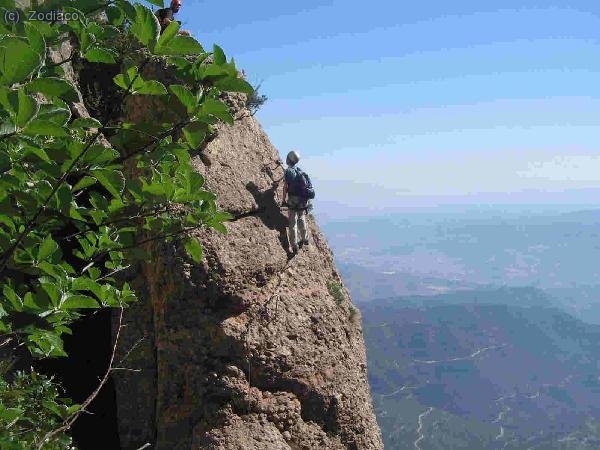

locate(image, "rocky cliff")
[[71, 55, 382, 449]]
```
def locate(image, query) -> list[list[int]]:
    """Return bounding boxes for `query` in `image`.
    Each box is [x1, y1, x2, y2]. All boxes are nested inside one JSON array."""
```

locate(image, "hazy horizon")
[[314, 199, 600, 223]]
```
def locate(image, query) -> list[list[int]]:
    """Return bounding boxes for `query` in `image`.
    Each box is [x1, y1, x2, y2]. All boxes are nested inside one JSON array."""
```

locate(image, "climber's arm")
[[282, 182, 288, 205]]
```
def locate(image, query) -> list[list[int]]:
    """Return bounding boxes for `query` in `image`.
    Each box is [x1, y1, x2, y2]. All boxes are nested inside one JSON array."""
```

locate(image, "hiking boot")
[[301, 240, 309, 247]]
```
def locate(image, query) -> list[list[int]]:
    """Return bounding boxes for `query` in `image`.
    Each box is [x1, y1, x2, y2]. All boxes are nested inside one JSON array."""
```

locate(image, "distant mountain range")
[[338, 262, 481, 302], [328, 208, 600, 448], [339, 260, 600, 325], [324, 208, 600, 289], [359, 288, 600, 449]]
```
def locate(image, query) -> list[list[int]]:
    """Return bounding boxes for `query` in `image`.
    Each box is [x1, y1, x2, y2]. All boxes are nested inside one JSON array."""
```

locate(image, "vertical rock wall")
[[79, 59, 384, 450]]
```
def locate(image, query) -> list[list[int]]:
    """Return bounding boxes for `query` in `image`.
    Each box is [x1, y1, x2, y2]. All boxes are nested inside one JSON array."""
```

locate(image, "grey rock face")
[[75, 59, 382, 450]]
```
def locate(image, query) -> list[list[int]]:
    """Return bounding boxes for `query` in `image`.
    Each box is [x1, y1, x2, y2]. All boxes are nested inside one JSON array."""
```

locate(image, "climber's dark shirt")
[[155, 7, 175, 31]]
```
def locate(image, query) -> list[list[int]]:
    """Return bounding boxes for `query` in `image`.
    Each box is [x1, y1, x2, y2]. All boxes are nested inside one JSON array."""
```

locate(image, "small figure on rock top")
[[282, 151, 315, 254], [155, 0, 191, 36]]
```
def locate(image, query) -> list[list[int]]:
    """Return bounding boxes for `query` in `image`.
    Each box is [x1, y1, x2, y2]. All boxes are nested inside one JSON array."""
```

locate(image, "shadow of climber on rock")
[[245, 181, 291, 255]]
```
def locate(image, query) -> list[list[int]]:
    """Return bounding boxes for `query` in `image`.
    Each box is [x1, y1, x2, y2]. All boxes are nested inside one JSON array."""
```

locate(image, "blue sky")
[[165, 0, 600, 211]]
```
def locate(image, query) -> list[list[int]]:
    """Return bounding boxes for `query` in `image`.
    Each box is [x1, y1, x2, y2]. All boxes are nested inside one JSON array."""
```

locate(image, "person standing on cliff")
[[155, 0, 191, 35], [282, 151, 315, 254]]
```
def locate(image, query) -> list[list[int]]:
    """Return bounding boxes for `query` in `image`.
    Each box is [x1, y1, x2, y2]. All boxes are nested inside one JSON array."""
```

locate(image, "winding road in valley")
[[414, 407, 434, 450]]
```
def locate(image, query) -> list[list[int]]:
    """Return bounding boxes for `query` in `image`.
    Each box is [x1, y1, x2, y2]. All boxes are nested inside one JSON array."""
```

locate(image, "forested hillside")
[[361, 290, 600, 449]]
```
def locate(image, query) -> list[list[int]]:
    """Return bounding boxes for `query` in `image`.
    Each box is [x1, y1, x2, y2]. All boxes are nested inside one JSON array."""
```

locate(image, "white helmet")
[[286, 150, 300, 166]]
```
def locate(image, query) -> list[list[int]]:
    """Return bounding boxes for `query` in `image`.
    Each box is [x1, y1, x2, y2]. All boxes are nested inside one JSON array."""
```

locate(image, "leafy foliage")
[[348, 305, 357, 321], [0, 371, 77, 450], [327, 280, 345, 305], [0, 0, 253, 445], [245, 82, 268, 116]]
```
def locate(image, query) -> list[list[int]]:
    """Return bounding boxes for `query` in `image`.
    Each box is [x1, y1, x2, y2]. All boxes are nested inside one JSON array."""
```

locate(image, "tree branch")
[[0, 131, 101, 275], [79, 223, 207, 277], [48, 53, 73, 68], [113, 120, 189, 165]]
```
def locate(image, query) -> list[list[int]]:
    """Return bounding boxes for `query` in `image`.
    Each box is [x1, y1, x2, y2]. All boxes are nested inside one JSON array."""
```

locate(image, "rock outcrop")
[[75, 58, 382, 450]]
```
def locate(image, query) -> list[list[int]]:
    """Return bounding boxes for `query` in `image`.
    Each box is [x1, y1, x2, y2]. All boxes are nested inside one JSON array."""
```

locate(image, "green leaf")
[[113, 66, 137, 91], [89, 192, 109, 211], [73, 277, 103, 299], [204, 65, 241, 80], [27, 330, 67, 357], [170, 84, 197, 114], [24, 19, 54, 38], [97, 24, 120, 41], [23, 119, 67, 137], [69, 206, 86, 222], [0, 152, 9, 173], [0, 119, 15, 136], [113, 67, 165, 95], [201, 98, 233, 124], [182, 121, 208, 149], [0, 0, 14, 11], [84, 47, 117, 64], [38, 263, 60, 279], [0, 85, 17, 116], [146, 0, 164, 6], [213, 44, 226, 65], [0, 407, 22, 424], [24, 146, 50, 162], [73, 176, 97, 192], [0, 36, 41, 84], [0, 214, 15, 232], [23, 291, 45, 312], [214, 77, 254, 94], [61, 294, 99, 309], [155, 35, 203, 56], [26, 77, 76, 99], [42, 399, 64, 418], [106, 5, 126, 26], [184, 237, 203, 263], [156, 20, 179, 46], [91, 169, 125, 198], [168, 56, 191, 69], [38, 234, 58, 261], [37, 102, 71, 126], [213, 211, 234, 222], [210, 221, 228, 234], [80, 143, 118, 165], [55, 184, 72, 213], [16, 89, 38, 127], [135, 80, 167, 95], [130, 4, 160, 47], [67, 404, 81, 415], [24, 22, 46, 57], [116, 0, 136, 20], [71, 117, 102, 129], [2, 284, 22, 311]]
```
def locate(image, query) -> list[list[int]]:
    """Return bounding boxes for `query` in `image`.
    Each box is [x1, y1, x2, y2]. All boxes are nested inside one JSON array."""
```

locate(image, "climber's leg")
[[298, 208, 309, 245], [288, 208, 299, 252]]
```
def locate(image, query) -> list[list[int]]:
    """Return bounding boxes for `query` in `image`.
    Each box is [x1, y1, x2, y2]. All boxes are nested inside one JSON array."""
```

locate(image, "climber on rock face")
[[282, 150, 315, 254], [155, 0, 191, 36]]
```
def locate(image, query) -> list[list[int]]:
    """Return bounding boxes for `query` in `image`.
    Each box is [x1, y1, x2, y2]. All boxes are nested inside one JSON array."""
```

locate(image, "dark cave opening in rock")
[[35, 309, 121, 449]]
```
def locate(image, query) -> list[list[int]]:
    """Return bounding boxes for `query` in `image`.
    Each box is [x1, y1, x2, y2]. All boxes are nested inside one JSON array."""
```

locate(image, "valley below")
[[323, 207, 600, 449], [361, 294, 600, 449]]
